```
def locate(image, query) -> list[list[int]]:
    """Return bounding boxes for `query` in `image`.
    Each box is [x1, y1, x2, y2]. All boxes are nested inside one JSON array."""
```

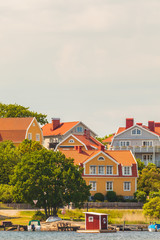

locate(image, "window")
[[36, 134, 40, 141], [88, 217, 93, 222], [76, 127, 83, 133], [90, 166, 96, 175], [69, 139, 74, 143], [106, 166, 113, 175], [33, 123, 35, 126], [131, 128, 141, 135], [98, 156, 104, 161], [142, 154, 153, 162], [98, 166, 105, 175], [90, 181, 96, 191], [123, 166, 131, 175], [124, 182, 131, 191], [106, 181, 113, 191], [142, 141, 152, 147], [120, 141, 130, 147], [28, 133, 32, 140]]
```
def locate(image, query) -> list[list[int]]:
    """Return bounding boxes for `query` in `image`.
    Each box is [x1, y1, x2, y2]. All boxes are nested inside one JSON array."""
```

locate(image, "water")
[[0, 231, 160, 240]]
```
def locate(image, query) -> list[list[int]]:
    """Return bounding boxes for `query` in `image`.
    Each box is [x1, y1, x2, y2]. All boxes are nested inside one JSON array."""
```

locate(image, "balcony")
[[111, 146, 160, 153]]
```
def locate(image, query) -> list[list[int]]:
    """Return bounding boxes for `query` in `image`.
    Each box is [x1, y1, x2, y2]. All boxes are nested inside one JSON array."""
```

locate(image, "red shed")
[[84, 212, 108, 230]]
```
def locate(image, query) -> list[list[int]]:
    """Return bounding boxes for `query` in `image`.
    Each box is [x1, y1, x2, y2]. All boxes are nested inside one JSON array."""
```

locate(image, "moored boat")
[[148, 223, 160, 232], [28, 220, 41, 231]]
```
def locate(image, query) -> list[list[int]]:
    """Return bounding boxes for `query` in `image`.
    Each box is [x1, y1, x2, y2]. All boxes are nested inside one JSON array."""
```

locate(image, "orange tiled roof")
[[0, 117, 34, 130], [42, 121, 79, 136], [0, 117, 34, 143], [102, 134, 115, 143], [59, 148, 136, 167], [74, 135, 104, 149], [106, 150, 136, 166]]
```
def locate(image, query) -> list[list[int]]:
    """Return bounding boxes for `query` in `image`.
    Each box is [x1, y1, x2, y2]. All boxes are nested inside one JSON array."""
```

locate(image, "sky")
[[1, 0, 160, 137]]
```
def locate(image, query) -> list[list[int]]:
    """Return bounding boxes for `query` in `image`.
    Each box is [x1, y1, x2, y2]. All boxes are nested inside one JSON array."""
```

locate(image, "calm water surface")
[[0, 231, 160, 240]]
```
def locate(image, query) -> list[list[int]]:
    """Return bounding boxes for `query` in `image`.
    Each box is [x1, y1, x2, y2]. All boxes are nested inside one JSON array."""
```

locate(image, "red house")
[[84, 212, 108, 230]]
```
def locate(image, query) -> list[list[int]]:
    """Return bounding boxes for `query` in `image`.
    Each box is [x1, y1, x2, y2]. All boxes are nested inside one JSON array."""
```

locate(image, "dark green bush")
[[31, 211, 46, 221], [93, 193, 104, 202], [134, 191, 147, 203], [116, 195, 125, 202], [106, 191, 117, 202]]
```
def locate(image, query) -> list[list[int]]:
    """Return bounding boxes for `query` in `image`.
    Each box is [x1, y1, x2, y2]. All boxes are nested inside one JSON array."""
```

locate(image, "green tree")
[[0, 103, 48, 125], [136, 158, 145, 174], [10, 149, 90, 217], [0, 141, 18, 184], [143, 197, 160, 219], [0, 184, 14, 203], [134, 190, 147, 203], [137, 163, 160, 195], [16, 139, 43, 156]]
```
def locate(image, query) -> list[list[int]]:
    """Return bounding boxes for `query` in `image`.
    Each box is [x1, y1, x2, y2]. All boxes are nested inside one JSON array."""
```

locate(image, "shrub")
[[93, 193, 104, 202], [149, 191, 160, 199], [106, 191, 117, 202], [31, 211, 46, 221], [116, 195, 125, 202], [0, 184, 14, 203]]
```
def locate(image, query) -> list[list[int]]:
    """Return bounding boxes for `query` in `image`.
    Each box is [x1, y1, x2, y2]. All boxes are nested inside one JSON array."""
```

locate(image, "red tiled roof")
[[42, 121, 79, 136]]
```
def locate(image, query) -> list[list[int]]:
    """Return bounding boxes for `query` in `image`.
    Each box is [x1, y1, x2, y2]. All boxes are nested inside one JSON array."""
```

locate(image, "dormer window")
[[131, 128, 141, 135], [69, 139, 74, 143], [123, 166, 131, 175], [98, 156, 104, 161]]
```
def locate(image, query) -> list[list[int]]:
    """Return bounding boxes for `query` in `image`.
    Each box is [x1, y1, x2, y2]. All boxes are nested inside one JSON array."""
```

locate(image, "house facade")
[[111, 118, 160, 167], [0, 117, 43, 146], [42, 118, 97, 150], [60, 147, 138, 199]]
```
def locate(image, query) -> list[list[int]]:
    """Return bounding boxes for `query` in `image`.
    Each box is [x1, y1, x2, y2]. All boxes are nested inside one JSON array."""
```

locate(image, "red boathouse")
[[84, 212, 108, 230]]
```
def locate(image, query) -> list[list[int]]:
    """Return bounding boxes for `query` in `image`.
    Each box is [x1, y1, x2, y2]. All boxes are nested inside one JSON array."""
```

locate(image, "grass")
[[0, 208, 157, 225]]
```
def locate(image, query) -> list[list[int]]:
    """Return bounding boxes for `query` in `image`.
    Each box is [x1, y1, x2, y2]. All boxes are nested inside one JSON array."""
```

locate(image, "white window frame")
[[88, 216, 94, 222], [131, 128, 142, 135], [98, 166, 105, 175], [89, 166, 96, 175], [89, 181, 96, 191], [98, 156, 105, 161], [142, 154, 153, 161], [119, 141, 131, 147], [123, 166, 132, 175], [142, 141, 153, 147], [124, 182, 131, 191], [69, 139, 75, 143], [106, 166, 113, 175], [28, 133, 32, 140], [106, 181, 113, 191], [36, 133, 40, 141]]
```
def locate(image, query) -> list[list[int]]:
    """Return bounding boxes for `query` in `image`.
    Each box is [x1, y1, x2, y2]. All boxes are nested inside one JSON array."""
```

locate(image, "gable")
[[114, 125, 159, 140]]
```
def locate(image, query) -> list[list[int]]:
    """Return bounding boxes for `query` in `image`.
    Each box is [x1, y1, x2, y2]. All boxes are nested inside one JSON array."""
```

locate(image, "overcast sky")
[[1, 0, 160, 136]]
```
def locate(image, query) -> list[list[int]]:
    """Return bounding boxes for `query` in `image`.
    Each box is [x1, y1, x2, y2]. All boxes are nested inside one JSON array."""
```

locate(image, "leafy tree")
[[10, 150, 90, 217], [143, 197, 160, 219], [16, 139, 43, 156], [136, 158, 145, 174], [149, 191, 160, 199], [134, 190, 147, 203], [137, 163, 160, 195], [0, 184, 14, 203], [0, 141, 18, 184], [0, 103, 48, 125]]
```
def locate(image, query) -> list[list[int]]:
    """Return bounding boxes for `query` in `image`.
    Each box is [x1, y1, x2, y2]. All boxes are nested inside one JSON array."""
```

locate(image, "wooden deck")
[[77, 229, 117, 233], [57, 222, 80, 231]]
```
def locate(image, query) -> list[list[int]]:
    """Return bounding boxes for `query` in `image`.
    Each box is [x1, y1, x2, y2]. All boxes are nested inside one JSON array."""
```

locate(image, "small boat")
[[28, 220, 41, 231], [46, 216, 62, 222], [148, 223, 160, 232]]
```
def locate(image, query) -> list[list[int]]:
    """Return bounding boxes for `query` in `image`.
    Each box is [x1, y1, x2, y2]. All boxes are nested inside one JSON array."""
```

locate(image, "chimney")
[[136, 123, 142, 126], [84, 129, 90, 139], [77, 146, 82, 153], [126, 118, 134, 129], [148, 121, 155, 132], [98, 145, 105, 151], [52, 118, 60, 130]]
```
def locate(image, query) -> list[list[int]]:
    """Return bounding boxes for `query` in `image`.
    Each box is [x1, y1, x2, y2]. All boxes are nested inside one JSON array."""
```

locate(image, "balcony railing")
[[111, 146, 160, 153]]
